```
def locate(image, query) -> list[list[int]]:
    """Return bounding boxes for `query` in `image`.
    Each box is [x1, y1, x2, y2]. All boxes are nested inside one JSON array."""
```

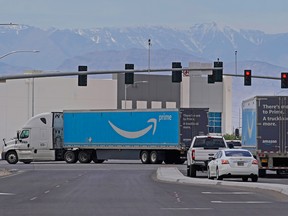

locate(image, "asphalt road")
[[0, 160, 288, 216]]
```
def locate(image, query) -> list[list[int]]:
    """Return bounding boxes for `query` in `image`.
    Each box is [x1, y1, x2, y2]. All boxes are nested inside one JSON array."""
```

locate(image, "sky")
[[0, 0, 288, 33]]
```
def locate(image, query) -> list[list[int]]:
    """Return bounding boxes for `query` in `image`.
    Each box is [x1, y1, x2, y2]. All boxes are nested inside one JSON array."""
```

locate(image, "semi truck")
[[2, 108, 208, 164], [242, 96, 288, 176]]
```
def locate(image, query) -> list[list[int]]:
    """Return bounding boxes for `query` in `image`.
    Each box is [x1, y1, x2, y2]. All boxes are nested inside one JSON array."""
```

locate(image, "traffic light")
[[213, 61, 223, 82], [125, 64, 134, 84], [281, 72, 288, 88], [78, 65, 87, 86], [244, 70, 252, 86], [172, 62, 182, 83]]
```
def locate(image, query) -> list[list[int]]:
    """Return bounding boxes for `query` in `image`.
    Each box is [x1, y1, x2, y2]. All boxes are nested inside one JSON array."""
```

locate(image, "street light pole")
[[148, 39, 151, 73], [124, 81, 148, 109], [235, 50, 238, 75], [0, 50, 39, 60]]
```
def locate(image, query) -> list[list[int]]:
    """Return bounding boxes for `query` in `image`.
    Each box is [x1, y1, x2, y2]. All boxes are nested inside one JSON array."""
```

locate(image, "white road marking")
[[202, 192, 255, 195], [174, 192, 181, 203], [44, 190, 50, 194], [0, 193, 15, 196], [56, 185, 60, 188], [211, 201, 272, 204], [30, 197, 37, 201], [161, 208, 213, 210]]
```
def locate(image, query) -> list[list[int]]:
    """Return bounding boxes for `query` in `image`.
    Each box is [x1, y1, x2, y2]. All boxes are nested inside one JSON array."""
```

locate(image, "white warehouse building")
[[0, 62, 232, 151]]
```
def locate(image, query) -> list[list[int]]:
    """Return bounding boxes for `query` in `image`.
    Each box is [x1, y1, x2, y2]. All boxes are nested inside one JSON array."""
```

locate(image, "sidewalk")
[[156, 167, 288, 196]]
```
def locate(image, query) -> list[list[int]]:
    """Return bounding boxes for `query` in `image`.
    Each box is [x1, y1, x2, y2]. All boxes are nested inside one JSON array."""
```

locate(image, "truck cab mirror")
[[17, 131, 20, 140]]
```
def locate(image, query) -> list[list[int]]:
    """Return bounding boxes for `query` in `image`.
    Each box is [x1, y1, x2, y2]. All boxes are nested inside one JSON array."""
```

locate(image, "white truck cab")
[[2, 112, 63, 164]]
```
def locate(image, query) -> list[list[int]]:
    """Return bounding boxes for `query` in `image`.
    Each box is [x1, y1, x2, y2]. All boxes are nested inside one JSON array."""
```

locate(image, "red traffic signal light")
[[244, 70, 251, 86], [281, 72, 288, 88]]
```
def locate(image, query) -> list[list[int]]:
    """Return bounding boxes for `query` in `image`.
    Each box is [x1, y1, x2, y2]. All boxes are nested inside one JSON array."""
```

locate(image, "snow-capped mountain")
[[0, 23, 288, 72], [1, 23, 288, 129]]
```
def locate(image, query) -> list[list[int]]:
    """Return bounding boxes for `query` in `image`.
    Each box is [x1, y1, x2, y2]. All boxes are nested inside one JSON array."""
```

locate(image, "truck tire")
[[64, 150, 78, 163], [140, 151, 150, 164], [190, 165, 197, 177], [92, 151, 105, 163], [23, 160, 32, 164], [150, 151, 162, 164], [259, 169, 266, 177], [187, 165, 191, 177], [6, 151, 18, 164], [251, 175, 258, 182], [78, 150, 92, 163]]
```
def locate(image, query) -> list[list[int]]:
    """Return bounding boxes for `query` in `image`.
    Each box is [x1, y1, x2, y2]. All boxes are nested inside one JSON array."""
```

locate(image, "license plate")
[[261, 158, 268, 163], [237, 161, 244, 166]]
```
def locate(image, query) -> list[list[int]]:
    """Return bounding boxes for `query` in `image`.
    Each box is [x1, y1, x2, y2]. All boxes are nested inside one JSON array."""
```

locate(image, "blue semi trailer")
[[242, 96, 288, 176], [2, 108, 208, 164]]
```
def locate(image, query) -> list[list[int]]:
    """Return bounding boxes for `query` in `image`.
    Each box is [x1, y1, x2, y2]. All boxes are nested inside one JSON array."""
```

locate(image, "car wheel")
[[207, 168, 214, 180], [216, 167, 223, 180]]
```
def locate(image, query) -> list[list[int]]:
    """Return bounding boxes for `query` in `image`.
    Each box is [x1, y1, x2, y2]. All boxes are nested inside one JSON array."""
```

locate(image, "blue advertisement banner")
[[63, 110, 179, 146], [242, 108, 256, 147]]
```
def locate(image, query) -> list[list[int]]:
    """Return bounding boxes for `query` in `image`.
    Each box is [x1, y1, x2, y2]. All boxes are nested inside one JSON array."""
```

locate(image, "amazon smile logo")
[[247, 112, 254, 138], [108, 118, 157, 139]]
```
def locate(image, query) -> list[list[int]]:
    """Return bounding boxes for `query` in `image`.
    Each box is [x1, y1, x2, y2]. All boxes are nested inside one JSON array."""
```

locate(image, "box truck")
[[242, 96, 288, 176], [2, 108, 208, 164]]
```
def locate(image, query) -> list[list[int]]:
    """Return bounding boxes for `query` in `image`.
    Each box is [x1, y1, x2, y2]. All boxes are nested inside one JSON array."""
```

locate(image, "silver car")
[[207, 149, 258, 182]]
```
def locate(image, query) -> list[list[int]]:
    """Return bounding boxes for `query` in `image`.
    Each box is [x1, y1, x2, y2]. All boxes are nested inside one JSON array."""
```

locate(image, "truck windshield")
[[20, 130, 29, 139], [193, 137, 226, 148]]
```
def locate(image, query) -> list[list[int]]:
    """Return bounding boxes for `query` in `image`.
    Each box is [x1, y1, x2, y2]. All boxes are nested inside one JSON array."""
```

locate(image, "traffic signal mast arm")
[[0, 67, 283, 81]]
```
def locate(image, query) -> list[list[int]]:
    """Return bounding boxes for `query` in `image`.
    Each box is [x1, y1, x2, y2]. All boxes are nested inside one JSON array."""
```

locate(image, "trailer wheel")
[[64, 150, 77, 163], [6, 151, 18, 164], [150, 151, 162, 164], [140, 151, 150, 164], [92, 151, 105, 163], [78, 150, 92, 163]]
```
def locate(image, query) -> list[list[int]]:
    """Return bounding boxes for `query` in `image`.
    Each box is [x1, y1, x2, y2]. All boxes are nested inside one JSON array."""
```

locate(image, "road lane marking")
[[30, 197, 37, 201], [202, 192, 255, 195], [161, 208, 213, 210], [0, 193, 15, 196], [174, 192, 181, 203], [44, 190, 50, 194], [211, 201, 272, 204]]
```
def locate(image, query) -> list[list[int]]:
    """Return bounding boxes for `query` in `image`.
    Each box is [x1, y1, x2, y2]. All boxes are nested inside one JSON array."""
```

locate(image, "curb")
[[156, 167, 288, 196]]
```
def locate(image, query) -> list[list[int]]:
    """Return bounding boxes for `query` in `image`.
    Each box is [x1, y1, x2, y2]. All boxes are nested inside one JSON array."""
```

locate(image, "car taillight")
[[252, 159, 258, 165], [221, 159, 229, 164], [192, 149, 195, 160]]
